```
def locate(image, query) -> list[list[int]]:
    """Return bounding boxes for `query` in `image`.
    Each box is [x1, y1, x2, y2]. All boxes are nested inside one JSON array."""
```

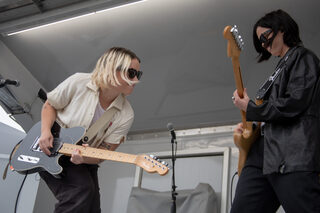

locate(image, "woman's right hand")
[[39, 130, 54, 156], [234, 123, 244, 134]]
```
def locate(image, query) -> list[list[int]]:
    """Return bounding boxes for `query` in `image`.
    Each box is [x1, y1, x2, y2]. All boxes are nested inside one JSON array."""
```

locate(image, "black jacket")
[[246, 46, 320, 174]]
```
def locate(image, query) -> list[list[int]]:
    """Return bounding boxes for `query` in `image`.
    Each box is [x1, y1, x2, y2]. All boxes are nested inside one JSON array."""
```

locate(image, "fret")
[[59, 143, 137, 164]]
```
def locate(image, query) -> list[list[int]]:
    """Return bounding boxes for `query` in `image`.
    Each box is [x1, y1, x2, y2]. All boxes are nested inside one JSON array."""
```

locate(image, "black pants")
[[39, 157, 101, 213], [230, 166, 320, 213]]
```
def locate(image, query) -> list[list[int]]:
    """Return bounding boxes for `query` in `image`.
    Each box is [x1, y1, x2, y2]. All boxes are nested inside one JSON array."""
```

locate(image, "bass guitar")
[[223, 25, 261, 176], [10, 121, 169, 176]]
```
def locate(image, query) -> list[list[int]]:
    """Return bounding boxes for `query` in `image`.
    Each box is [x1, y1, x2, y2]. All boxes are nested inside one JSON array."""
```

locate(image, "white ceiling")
[[0, 0, 319, 133]]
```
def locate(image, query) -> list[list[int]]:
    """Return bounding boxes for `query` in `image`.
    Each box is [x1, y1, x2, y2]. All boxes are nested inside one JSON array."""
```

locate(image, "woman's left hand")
[[233, 88, 250, 112]]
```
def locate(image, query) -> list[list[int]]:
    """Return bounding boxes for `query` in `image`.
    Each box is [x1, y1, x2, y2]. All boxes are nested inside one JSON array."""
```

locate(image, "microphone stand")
[[170, 136, 178, 213]]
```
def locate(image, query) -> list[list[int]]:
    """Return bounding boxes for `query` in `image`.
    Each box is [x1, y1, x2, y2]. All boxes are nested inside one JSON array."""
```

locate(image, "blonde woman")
[[39, 47, 142, 213]]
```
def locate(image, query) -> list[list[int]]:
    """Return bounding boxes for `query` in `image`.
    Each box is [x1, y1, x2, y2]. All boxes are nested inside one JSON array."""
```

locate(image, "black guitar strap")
[[255, 46, 298, 100]]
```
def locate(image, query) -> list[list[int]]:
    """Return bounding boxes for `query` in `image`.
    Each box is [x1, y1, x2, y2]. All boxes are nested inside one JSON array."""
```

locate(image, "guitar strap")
[[2, 139, 22, 180], [81, 107, 119, 147], [255, 46, 298, 100]]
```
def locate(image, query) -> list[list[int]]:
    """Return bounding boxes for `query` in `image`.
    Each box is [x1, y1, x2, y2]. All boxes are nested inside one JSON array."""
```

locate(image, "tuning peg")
[[231, 25, 238, 33], [161, 161, 169, 167]]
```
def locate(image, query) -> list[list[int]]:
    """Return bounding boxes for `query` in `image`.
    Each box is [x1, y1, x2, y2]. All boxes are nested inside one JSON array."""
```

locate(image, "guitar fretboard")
[[59, 143, 137, 164]]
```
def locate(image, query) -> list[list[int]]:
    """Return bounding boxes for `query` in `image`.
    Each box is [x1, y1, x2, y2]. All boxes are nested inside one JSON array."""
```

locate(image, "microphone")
[[167, 123, 176, 140], [0, 79, 20, 87]]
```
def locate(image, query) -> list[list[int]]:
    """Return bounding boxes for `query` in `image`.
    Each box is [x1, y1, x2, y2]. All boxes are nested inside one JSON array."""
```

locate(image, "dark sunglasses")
[[259, 29, 273, 47], [127, 68, 143, 80]]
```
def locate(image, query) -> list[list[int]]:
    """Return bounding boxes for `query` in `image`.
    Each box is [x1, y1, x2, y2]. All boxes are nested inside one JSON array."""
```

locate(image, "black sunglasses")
[[259, 29, 273, 47], [127, 68, 143, 80]]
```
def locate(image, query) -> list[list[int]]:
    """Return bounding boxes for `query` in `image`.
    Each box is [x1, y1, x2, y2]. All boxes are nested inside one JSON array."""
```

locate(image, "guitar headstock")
[[223, 25, 244, 58], [136, 154, 169, 176]]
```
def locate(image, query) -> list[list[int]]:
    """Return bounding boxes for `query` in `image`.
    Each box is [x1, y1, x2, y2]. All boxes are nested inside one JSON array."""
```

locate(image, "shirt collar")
[[86, 79, 124, 111], [108, 94, 125, 110], [86, 78, 99, 92]]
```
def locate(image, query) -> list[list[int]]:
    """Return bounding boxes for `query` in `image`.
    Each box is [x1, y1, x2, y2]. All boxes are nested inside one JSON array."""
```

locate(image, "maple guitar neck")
[[60, 143, 137, 164], [231, 57, 248, 128]]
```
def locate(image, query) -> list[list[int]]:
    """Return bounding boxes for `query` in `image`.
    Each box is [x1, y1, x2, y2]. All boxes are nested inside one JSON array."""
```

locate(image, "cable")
[[230, 171, 238, 207], [14, 171, 28, 213]]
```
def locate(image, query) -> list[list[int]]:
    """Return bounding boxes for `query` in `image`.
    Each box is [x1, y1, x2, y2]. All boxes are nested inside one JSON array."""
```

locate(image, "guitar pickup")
[[17, 155, 39, 164], [31, 137, 42, 152], [31, 137, 63, 156]]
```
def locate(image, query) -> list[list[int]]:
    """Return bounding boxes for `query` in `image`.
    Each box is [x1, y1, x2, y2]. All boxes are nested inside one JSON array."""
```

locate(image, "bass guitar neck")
[[223, 25, 261, 176]]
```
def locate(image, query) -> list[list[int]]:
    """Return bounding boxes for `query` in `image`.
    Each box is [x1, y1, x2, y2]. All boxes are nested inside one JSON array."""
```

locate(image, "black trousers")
[[230, 166, 320, 213], [39, 157, 101, 213]]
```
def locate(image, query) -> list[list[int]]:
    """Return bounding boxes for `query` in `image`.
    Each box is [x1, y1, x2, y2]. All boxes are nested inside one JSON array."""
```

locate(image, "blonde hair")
[[91, 47, 140, 88]]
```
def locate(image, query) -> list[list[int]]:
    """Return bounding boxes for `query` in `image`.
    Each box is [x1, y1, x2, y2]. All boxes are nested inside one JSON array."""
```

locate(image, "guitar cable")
[[4, 138, 27, 213], [14, 171, 28, 213], [230, 171, 238, 207]]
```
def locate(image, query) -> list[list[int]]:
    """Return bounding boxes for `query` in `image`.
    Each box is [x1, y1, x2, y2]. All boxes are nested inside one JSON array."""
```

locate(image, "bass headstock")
[[223, 25, 244, 59], [136, 154, 169, 176]]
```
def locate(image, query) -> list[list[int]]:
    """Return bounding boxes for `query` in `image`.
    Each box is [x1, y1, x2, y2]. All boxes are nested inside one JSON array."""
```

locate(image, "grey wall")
[[0, 2, 315, 211], [0, 40, 45, 130]]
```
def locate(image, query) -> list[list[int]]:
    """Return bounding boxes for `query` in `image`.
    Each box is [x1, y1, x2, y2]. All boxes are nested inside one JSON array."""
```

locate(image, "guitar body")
[[10, 122, 169, 176], [233, 122, 260, 175], [11, 121, 85, 175]]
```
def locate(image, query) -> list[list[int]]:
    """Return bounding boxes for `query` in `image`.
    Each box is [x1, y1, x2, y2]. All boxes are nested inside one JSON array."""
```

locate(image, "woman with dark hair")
[[231, 9, 320, 213]]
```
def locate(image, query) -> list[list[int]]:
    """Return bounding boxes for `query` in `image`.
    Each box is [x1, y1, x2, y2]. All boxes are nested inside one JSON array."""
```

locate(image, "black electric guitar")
[[223, 25, 262, 176], [10, 121, 169, 176]]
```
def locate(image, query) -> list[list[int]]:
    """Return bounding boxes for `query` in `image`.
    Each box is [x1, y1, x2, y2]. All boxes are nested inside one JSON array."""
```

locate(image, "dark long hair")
[[253, 9, 302, 62]]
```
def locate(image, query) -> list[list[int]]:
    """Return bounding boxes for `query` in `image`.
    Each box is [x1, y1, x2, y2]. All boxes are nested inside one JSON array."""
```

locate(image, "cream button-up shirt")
[[47, 73, 134, 145]]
